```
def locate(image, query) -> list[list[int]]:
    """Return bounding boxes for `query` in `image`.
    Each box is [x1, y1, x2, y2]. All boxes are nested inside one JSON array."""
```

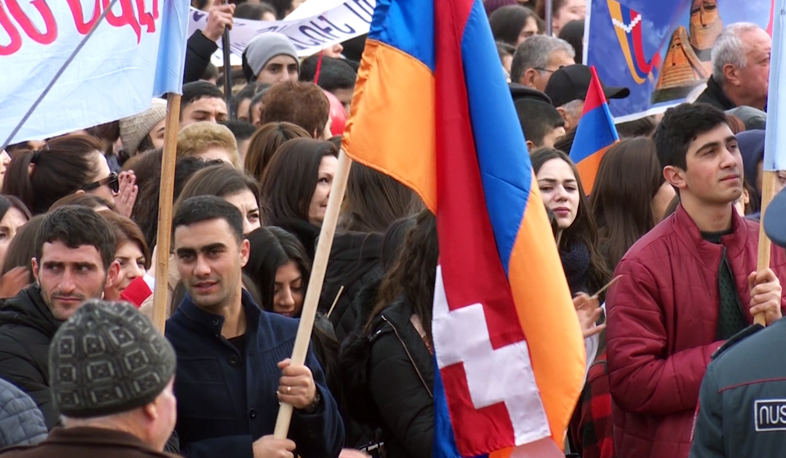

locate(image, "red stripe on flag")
[[581, 66, 608, 115], [441, 363, 516, 453], [433, 0, 527, 454]]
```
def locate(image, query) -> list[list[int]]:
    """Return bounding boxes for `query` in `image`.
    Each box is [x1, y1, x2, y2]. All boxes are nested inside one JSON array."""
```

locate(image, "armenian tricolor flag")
[[569, 67, 619, 195], [342, 0, 586, 456]]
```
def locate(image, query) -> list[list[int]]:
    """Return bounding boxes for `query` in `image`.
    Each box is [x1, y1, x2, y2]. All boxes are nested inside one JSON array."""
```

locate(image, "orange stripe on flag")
[[576, 143, 615, 195], [508, 175, 586, 448], [342, 39, 437, 211]]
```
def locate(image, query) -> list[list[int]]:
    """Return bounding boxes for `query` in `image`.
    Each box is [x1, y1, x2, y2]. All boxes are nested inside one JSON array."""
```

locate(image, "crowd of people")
[[0, 0, 782, 457]]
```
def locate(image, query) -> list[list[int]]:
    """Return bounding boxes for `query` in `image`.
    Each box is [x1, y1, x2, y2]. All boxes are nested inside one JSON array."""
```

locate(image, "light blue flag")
[[0, 0, 190, 145], [765, 0, 786, 171]]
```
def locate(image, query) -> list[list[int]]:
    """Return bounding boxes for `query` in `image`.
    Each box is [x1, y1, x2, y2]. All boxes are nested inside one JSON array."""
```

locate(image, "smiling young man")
[[605, 103, 786, 458], [165, 196, 343, 458], [0, 206, 118, 430]]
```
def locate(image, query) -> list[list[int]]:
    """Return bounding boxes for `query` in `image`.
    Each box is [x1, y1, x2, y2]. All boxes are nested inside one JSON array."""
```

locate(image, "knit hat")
[[726, 106, 767, 131], [119, 99, 167, 156], [49, 300, 176, 419], [242, 32, 299, 82], [737, 129, 765, 187]]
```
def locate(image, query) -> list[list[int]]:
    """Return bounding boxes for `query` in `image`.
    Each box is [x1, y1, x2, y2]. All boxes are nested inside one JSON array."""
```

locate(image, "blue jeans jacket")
[[166, 290, 344, 458]]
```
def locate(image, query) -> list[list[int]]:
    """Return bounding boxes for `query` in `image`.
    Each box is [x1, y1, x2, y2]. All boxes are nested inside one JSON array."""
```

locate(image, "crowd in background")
[[0, 0, 781, 458]]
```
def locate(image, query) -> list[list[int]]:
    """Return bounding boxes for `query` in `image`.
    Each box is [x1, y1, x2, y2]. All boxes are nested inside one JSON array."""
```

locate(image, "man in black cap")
[[689, 189, 786, 458], [544, 64, 630, 130], [509, 84, 566, 150], [0, 300, 178, 458]]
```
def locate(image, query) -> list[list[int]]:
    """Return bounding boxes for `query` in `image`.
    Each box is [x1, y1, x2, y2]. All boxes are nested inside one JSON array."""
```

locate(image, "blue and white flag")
[[765, 0, 786, 171], [0, 0, 190, 144]]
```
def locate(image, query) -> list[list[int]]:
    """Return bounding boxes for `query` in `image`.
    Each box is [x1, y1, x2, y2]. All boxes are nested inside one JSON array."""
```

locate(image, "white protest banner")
[[187, 0, 375, 60], [0, 0, 189, 145]]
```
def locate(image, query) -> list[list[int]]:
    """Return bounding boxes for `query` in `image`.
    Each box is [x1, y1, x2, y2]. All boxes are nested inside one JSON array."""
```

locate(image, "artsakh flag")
[[342, 0, 586, 456], [569, 66, 619, 194]]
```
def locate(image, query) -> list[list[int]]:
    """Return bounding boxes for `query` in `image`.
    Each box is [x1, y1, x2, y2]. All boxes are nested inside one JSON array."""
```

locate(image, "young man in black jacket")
[[166, 196, 343, 458], [0, 206, 119, 429]]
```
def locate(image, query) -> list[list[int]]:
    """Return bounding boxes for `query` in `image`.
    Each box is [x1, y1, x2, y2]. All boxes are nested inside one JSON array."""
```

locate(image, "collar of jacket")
[[0, 284, 62, 335], [44, 426, 157, 450], [706, 76, 737, 110], [177, 288, 262, 339], [672, 204, 749, 269]]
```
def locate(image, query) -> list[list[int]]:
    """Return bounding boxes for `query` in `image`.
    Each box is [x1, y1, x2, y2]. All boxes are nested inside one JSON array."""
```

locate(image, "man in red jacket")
[[605, 102, 786, 458]]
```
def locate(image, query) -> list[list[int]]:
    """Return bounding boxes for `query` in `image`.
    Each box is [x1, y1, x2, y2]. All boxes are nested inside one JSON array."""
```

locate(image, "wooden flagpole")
[[273, 149, 352, 438], [754, 171, 778, 326], [151, 93, 181, 333]]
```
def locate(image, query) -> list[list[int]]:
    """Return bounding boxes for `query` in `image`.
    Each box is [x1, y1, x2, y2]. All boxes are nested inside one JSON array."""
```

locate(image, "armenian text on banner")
[[0, 0, 190, 145], [187, 0, 375, 60], [587, 0, 774, 121]]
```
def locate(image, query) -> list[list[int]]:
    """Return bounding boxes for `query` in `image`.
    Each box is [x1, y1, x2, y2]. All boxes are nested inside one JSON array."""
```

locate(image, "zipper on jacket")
[[381, 315, 434, 398]]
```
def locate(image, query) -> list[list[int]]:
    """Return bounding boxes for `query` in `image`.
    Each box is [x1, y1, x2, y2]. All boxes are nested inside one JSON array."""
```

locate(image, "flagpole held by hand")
[[273, 149, 353, 439], [152, 93, 181, 333], [754, 171, 778, 326]]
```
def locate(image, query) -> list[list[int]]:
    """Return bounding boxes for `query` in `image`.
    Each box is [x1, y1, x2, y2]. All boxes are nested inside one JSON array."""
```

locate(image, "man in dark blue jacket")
[[165, 196, 343, 458]]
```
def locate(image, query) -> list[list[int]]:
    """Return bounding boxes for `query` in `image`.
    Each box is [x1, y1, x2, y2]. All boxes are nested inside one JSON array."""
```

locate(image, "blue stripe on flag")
[[462, 0, 531, 275], [369, 0, 436, 72], [570, 105, 618, 164]]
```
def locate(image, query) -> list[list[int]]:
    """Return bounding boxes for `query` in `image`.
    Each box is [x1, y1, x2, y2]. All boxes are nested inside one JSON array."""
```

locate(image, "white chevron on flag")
[[432, 266, 551, 446]]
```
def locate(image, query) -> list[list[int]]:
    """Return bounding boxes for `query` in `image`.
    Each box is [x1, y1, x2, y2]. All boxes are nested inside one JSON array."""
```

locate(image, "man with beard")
[[0, 206, 119, 429]]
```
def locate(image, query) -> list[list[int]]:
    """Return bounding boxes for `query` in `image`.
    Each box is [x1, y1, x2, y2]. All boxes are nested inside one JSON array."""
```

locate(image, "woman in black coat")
[[341, 210, 437, 458]]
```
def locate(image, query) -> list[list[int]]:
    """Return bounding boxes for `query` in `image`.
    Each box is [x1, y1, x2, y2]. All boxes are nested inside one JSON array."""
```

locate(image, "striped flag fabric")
[[341, 0, 586, 456], [569, 66, 620, 194]]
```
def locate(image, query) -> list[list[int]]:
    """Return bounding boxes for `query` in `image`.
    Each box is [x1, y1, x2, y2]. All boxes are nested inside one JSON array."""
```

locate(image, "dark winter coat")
[[166, 290, 344, 458], [688, 323, 784, 458], [695, 76, 737, 112], [340, 298, 434, 458], [0, 427, 178, 458], [0, 286, 62, 429], [0, 377, 47, 448], [184, 30, 218, 84], [321, 232, 384, 340]]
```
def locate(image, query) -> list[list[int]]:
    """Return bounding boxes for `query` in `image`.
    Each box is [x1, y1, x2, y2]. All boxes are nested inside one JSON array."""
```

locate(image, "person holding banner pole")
[[755, 0, 786, 326], [606, 102, 786, 458], [184, 1, 235, 84], [165, 196, 343, 458], [688, 187, 786, 458]]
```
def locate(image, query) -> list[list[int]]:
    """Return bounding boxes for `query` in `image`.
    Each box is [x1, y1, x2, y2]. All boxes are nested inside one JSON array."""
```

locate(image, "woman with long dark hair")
[[590, 137, 675, 269], [3, 135, 119, 215], [174, 163, 262, 235], [489, 5, 544, 46], [261, 138, 338, 228], [244, 226, 311, 317], [531, 148, 611, 295], [341, 210, 438, 458]]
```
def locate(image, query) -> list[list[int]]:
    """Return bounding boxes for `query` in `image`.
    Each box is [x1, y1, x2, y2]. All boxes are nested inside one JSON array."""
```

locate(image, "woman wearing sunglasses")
[[2, 134, 137, 216]]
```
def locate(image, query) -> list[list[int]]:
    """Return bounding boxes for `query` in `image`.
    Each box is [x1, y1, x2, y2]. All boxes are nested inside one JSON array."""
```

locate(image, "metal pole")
[[222, 28, 233, 119], [546, 0, 553, 36]]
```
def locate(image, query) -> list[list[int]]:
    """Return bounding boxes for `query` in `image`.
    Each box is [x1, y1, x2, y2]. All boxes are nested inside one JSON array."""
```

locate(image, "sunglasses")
[[82, 172, 119, 193]]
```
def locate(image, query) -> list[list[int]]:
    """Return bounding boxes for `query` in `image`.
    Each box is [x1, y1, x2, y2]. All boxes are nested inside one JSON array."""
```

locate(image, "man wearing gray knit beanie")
[[242, 32, 300, 85], [0, 300, 178, 458]]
